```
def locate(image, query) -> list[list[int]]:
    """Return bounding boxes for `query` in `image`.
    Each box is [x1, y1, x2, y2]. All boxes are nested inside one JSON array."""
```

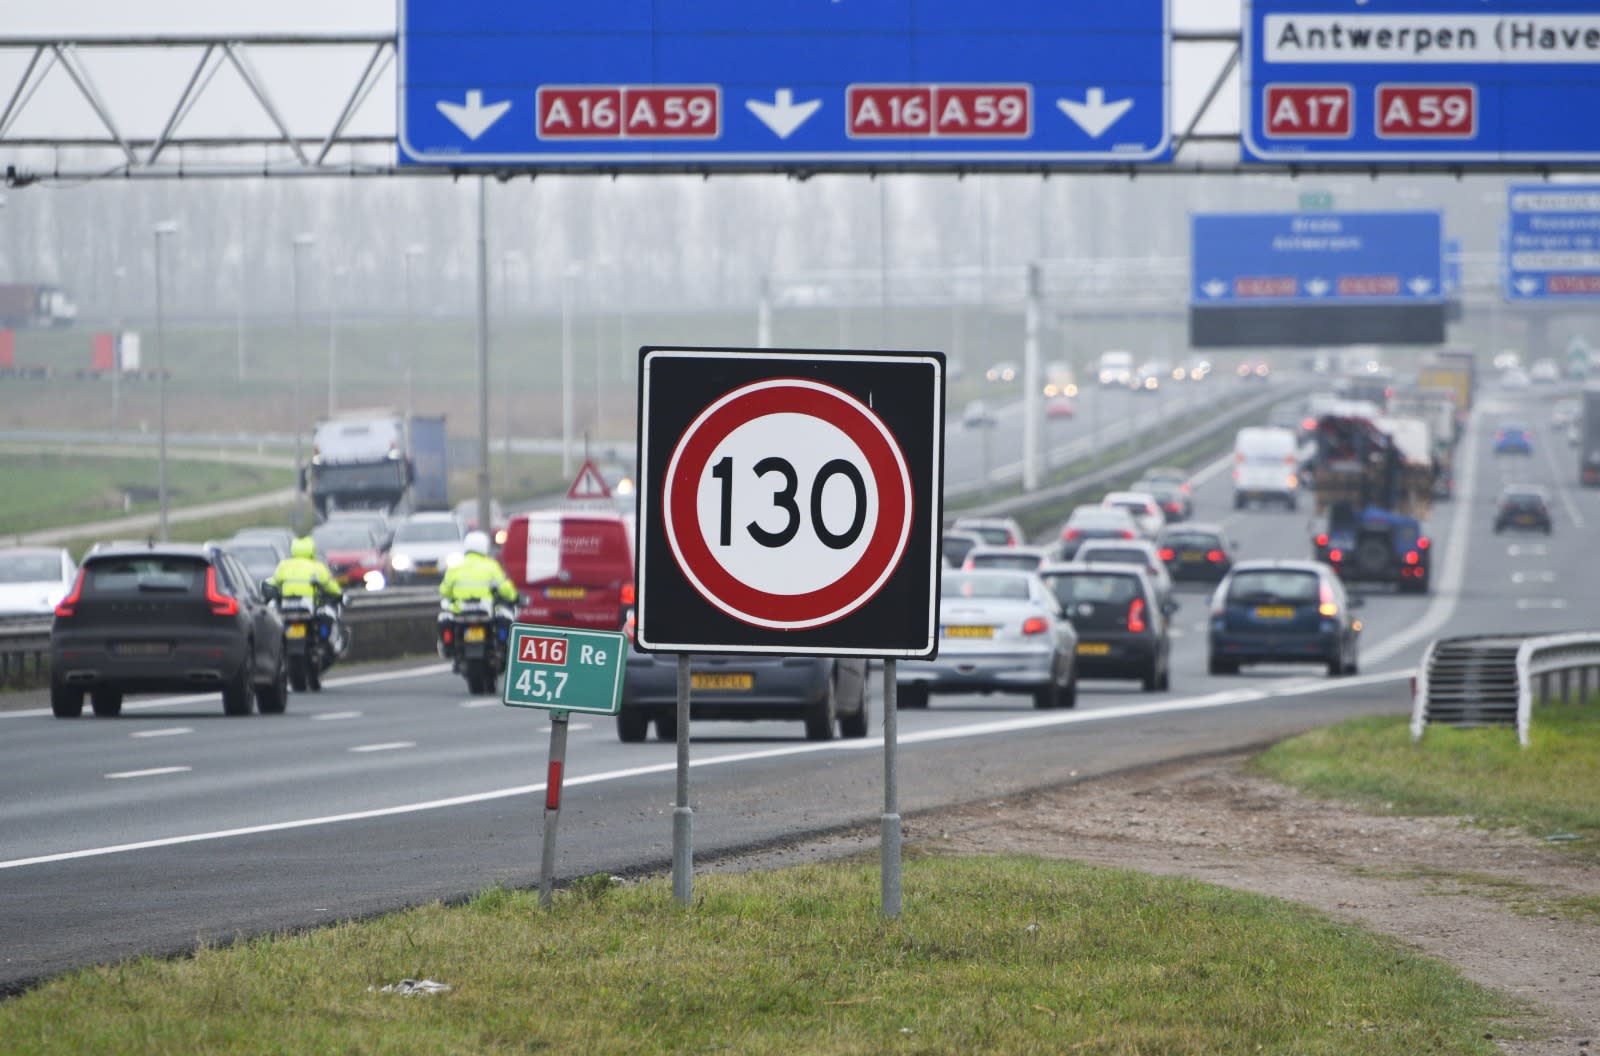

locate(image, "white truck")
[[304, 410, 416, 520]]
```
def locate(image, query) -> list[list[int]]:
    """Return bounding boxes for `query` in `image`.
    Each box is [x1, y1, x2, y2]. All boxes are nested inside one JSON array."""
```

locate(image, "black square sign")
[[635, 346, 945, 659]]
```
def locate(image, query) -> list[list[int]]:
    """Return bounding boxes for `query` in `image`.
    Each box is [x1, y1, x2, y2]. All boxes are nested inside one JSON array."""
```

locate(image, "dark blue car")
[[1208, 560, 1361, 678], [1493, 424, 1534, 456]]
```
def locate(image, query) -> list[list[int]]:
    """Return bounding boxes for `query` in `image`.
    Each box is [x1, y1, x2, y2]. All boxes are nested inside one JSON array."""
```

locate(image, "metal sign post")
[[673, 653, 693, 905], [501, 623, 627, 907], [539, 711, 569, 908], [881, 659, 901, 918]]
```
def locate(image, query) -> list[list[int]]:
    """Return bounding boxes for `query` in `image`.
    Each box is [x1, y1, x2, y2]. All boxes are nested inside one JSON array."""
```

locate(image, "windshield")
[[1042, 573, 1138, 606], [85, 556, 206, 595], [0, 554, 64, 583], [967, 553, 1043, 572], [1078, 547, 1148, 566], [942, 572, 1031, 601], [1164, 533, 1220, 550], [1070, 509, 1131, 528], [310, 462, 406, 493], [395, 521, 462, 544], [1226, 570, 1319, 605]]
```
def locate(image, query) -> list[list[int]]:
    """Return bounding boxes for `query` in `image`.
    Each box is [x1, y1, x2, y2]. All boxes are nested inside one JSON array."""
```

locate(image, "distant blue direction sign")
[[397, 0, 1170, 169], [1506, 184, 1600, 302], [1244, 1, 1600, 163], [1191, 212, 1445, 305]]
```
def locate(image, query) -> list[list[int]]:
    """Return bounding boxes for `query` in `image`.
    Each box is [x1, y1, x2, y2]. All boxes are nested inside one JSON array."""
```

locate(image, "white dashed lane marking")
[[130, 727, 193, 739], [106, 767, 192, 780], [349, 742, 417, 754], [312, 712, 363, 721]]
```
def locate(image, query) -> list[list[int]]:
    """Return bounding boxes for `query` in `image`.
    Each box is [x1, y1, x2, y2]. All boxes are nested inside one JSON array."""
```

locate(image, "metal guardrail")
[[0, 588, 443, 689], [1412, 632, 1600, 747]]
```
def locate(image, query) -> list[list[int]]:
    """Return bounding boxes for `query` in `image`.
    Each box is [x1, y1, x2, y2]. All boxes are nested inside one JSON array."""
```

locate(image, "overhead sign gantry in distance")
[[1506, 184, 1600, 301], [1190, 211, 1446, 347], [635, 347, 944, 658], [1244, 0, 1600, 163], [397, 0, 1170, 169]]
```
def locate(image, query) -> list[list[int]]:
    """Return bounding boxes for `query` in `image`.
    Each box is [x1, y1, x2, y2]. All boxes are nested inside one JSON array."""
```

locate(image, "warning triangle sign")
[[565, 459, 612, 501]]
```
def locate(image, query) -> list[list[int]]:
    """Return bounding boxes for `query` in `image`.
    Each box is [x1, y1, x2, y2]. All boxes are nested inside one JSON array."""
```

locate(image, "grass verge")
[[0, 855, 1520, 1055], [1250, 696, 1600, 856], [0, 454, 294, 539]]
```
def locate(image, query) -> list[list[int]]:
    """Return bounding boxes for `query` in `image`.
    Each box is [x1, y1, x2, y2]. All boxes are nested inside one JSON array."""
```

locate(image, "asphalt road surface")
[[2, 380, 1591, 994]]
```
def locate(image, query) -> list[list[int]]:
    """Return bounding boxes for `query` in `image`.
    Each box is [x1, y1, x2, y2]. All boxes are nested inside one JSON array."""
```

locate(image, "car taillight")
[[1127, 597, 1146, 633], [1064, 527, 1080, 541], [1328, 549, 1343, 563], [962, 558, 976, 570], [1021, 616, 1049, 636], [620, 582, 636, 606], [1404, 550, 1419, 565], [1318, 581, 1338, 617], [1301, 417, 1316, 432], [622, 610, 636, 643], [205, 567, 239, 617], [1158, 547, 1175, 561], [54, 569, 86, 618], [1315, 533, 1329, 547], [1119, 530, 1135, 540], [1180, 483, 1192, 495], [1416, 536, 1430, 551], [1163, 502, 1181, 513], [1207, 549, 1225, 562]]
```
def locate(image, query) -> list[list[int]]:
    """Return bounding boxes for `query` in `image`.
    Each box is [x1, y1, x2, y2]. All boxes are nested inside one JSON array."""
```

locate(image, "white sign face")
[[663, 378, 913, 631]]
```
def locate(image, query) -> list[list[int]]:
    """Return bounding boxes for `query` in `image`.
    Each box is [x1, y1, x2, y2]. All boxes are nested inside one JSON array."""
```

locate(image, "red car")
[[311, 521, 388, 591], [1046, 396, 1076, 419]]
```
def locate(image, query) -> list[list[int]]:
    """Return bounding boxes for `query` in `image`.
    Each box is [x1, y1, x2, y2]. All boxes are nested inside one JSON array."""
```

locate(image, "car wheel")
[[897, 683, 929, 709], [617, 708, 648, 743], [805, 672, 838, 741], [50, 679, 84, 719], [1058, 676, 1077, 710], [1346, 644, 1360, 675], [90, 688, 123, 718], [1033, 678, 1059, 710], [256, 652, 289, 715], [1141, 661, 1162, 693], [654, 713, 678, 742], [222, 662, 255, 716], [1326, 650, 1346, 677], [839, 670, 870, 738], [288, 656, 309, 693]]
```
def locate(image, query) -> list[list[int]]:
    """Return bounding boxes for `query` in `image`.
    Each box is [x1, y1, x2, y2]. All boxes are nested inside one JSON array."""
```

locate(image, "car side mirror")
[[259, 579, 279, 601]]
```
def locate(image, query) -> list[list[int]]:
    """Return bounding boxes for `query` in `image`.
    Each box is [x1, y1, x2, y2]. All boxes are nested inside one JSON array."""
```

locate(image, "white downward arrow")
[[437, 90, 511, 141], [746, 89, 821, 139], [1202, 279, 1227, 299], [1056, 88, 1134, 139], [1306, 278, 1330, 296], [1407, 276, 1434, 296], [1516, 277, 1541, 295]]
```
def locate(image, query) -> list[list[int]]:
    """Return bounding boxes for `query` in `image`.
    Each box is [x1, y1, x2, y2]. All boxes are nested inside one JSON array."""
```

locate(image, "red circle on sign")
[[663, 378, 913, 629]]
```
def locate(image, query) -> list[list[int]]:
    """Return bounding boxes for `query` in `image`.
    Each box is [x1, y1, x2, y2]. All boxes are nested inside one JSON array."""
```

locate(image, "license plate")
[[285, 624, 308, 639], [464, 626, 487, 642], [1180, 550, 1204, 562], [691, 672, 753, 691], [545, 586, 587, 600], [114, 641, 170, 656], [1255, 606, 1296, 619], [415, 563, 437, 575], [1516, 515, 1534, 524], [943, 625, 993, 639], [1076, 642, 1111, 656]]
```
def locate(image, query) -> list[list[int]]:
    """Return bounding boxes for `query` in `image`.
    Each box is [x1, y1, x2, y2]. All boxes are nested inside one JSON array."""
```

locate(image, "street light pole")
[[329, 263, 347, 416], [153, 220, 179, 542], [291, 232, 316, 510], [403, 243, 424, 421]]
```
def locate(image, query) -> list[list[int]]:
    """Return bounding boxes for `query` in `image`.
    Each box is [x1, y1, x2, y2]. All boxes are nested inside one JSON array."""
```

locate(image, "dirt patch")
[[906, 753, 1599, 1055]]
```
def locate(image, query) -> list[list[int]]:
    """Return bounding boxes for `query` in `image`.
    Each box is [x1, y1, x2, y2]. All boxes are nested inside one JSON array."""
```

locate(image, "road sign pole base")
[[672, 807, 694, 905], [538, 713, 570, 909], [880, 812, 902, 918], [881, 658, 902, 919]]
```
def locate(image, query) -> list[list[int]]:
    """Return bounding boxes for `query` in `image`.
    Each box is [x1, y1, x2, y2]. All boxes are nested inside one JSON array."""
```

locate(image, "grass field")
[[4, 703, 1592, 1052], [0, 454, 294, 540]]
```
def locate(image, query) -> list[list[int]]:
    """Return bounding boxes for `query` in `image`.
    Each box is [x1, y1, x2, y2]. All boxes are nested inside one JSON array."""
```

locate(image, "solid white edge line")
[[1, 669, 1407, 872]]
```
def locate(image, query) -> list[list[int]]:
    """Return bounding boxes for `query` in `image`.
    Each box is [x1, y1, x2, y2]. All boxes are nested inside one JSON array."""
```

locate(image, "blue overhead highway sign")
[[397, 0, 1170, 169], [1243, 1, 1600, 164], [1506, 184, 1600, 302], [1191, 212, 1445, 305]]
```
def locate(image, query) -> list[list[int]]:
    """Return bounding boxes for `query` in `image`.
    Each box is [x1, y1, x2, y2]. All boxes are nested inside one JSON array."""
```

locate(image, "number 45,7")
[[515, 668, 569, 700]]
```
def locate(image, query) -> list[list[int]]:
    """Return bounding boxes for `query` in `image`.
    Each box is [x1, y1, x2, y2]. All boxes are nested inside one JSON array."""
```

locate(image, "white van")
[[1232, 426, 1301, 510], [1097, 350, 1134, 389]]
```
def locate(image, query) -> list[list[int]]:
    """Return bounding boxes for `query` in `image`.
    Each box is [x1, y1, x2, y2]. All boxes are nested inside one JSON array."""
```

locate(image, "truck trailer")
[[1308, 414, 1434, 594], [0, 283, 78, 328]]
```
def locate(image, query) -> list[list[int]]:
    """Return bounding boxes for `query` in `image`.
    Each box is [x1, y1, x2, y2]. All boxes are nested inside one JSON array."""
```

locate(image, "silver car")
[[897, 570, 1077, 710]]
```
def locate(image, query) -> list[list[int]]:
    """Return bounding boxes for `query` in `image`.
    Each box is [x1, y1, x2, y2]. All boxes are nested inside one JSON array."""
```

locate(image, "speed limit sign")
[[636, 346, 945, 658]]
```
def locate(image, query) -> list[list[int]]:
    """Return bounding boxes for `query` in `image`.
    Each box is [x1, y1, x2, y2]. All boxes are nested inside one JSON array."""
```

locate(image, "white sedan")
[[0, 547, 79, 617]]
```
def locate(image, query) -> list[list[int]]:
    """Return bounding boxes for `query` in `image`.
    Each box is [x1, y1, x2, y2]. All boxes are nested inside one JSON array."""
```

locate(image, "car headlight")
[[363, 570, 387, 591], [390, 552, 415, 572], [444, 551, 465, 569]]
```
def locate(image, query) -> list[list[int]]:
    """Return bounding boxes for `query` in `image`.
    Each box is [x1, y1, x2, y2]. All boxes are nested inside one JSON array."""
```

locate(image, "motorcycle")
[[438, 596, 517, 696], [275, 590, 347, 693]]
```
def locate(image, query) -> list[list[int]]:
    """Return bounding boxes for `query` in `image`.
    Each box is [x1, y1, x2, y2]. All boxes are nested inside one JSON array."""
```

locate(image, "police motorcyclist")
[[438, 530, 521, 651], [269, 536, 348, 656]]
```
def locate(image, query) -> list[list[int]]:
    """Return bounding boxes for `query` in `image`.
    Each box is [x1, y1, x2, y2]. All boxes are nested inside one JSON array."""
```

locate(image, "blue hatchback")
[[1208, 560, 1361, 677], [1493, 424, 1534, 455]]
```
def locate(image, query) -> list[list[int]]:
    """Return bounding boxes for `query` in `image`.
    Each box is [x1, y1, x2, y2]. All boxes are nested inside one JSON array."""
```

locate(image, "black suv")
[[1492, 486, 1553, 535], [50, 542, 288, 718]]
